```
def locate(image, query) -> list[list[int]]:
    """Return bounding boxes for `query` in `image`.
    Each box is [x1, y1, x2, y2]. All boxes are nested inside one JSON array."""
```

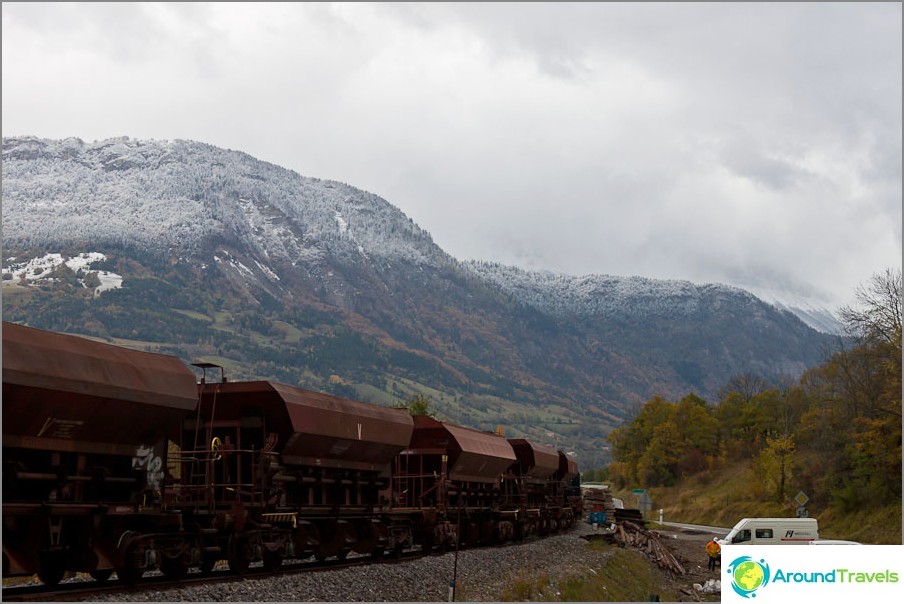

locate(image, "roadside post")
[[794, 491, 809, 518], [633, 488, 652, 520]]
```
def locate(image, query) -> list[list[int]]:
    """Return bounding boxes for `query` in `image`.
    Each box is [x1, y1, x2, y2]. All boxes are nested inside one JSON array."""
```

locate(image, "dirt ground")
[[648, 525, 724, 602]]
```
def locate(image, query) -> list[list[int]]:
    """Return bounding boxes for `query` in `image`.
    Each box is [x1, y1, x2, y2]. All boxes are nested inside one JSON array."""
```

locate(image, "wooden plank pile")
[[615, 520, 686, 576], [580, 484, 618, 522], [614, 507, 645, 526]]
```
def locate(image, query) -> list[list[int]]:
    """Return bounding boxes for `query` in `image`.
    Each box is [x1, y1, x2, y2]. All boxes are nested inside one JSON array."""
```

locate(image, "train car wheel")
[[160, 557, 189, 580], [262, 549, 283, 572], [515, 522, 528, 542], [89, 569, 113, 583], [37, 554, 65, 586], [227, 535, 252, 575], [115, 566, 143, 585]]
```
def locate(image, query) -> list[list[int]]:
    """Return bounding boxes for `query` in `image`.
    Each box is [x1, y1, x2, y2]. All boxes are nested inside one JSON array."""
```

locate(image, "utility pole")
[[449, 495, 462, 601]]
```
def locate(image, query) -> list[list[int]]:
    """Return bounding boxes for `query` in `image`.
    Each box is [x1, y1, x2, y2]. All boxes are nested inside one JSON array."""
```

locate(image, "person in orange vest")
[[706, 537, 721, 571]]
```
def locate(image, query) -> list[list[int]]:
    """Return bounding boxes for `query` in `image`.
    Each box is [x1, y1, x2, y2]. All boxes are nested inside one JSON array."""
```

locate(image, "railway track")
[[2, 542, 465, 602]]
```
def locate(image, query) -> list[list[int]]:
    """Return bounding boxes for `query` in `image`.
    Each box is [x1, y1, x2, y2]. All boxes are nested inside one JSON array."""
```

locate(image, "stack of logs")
[[614, 521, 686, 576], [583, 519, 686, 576]]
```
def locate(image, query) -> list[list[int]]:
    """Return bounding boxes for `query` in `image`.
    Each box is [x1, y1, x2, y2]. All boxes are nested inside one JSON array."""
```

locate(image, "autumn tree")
[[608, 394, 720, 486], [673, 393, 720, 474], [751, 434, 796, 501], [406, 394, 435, 418], [608, 396, 675, 484], [716, 390, 775, 456], [797, 268, 902, 509], [637, 420, 683, 485]]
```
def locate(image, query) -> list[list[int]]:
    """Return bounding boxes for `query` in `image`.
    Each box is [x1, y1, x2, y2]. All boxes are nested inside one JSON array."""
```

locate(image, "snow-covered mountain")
[[2, 135, 445, 265], [465, 262, 761, 318], [1, 135, 842, 469], [2, 134, 842, 332], [464, 262, 846, 335], [747, 291, 845, 335]]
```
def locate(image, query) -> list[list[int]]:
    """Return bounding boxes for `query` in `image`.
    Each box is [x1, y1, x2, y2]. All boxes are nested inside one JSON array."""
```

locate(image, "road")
[[651, 520, 730, 537]]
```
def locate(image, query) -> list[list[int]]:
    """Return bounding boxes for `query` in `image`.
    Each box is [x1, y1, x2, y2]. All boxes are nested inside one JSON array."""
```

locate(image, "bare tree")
[[718, 372, 772, 403], [838, 268, 902, 346]]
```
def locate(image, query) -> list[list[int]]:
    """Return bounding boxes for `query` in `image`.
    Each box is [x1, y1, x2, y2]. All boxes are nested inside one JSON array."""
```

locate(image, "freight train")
[[1, 321, 581, 585]]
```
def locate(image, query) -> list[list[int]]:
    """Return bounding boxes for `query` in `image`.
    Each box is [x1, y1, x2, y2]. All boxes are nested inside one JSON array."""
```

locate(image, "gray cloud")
[[2, 2, 900, 310]]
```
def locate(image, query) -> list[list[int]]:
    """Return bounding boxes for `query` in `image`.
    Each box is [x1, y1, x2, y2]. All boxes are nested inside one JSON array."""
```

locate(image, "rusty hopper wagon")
[[507, 438, 560, 488], [391, 415, 519, 549], [504, 438, 575, 536], [557, 450, 583, 520], [1, 321, 198, 584], [175, 379, 415, 573]]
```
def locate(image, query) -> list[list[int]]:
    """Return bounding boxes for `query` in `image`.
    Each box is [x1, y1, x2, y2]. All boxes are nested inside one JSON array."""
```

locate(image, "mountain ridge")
[[1, 135, 843, 468]]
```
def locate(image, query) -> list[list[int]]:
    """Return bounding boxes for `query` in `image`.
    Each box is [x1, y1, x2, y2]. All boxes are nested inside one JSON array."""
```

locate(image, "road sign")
[[794, 491, 809, 506], [632, 488, 646, 494]]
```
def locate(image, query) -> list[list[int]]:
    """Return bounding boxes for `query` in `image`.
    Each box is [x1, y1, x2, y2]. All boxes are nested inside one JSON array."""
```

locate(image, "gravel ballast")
[[92, 525, 614, 602]]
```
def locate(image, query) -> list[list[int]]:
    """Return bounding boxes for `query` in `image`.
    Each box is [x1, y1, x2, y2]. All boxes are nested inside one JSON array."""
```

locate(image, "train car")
[[1, 321, 198, 584], [506, 439, 561, 500], [169, 377, 415, 574], [390, 415, 518, 549], [503, 438, 562, 536], [556, 450, 583, 523]]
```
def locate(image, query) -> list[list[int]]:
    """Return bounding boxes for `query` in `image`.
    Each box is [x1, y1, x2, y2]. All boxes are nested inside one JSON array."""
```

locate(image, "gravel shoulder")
[[82, 524, 721, 602]]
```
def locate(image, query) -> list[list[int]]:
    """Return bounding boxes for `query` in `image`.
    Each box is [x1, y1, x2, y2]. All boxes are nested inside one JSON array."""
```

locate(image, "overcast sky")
[[2, 2, 901, 310]]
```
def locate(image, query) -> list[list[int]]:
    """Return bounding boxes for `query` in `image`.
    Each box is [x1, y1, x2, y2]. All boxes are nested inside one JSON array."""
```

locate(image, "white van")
[[718, 517, 818, 545]]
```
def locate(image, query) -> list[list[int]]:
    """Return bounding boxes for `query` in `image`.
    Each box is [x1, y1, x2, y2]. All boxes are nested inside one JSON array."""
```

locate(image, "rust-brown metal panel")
[[444, 424, 516, 483], [556, 450, 579, 482], [508, 438, 560, 479], [2, 322, 197, 409], [407, 415, 517, 482], [407, 414, 450, 449], [441, 422, 516, 483], [275, 383, 414, 470], [2, 321, 198, 449], [198, 381, 414, 471], [194, 380, 291, 436]]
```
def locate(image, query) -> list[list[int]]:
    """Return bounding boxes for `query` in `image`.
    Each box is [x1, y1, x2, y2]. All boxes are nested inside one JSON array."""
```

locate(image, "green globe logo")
[[728, 556, 771, 598], [734, 561, 764, 590]]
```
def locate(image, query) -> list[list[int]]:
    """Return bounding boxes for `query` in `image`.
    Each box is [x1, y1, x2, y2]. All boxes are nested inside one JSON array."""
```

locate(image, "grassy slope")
[[613, 459, 902, 544], [498, 545, 683, 602]]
